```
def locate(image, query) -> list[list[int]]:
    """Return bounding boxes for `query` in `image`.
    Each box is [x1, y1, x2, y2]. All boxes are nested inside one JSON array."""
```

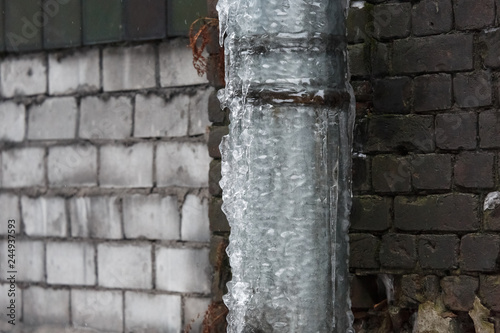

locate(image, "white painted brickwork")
[[0, 39, 212, 332]]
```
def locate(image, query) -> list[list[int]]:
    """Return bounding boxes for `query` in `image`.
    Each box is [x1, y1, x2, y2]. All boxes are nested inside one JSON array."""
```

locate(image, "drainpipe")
[[217, 0, 355, 332]]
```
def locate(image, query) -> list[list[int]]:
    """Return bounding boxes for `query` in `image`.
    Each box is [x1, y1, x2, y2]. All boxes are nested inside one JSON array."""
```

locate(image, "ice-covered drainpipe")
[[217, 0, 355, 332]]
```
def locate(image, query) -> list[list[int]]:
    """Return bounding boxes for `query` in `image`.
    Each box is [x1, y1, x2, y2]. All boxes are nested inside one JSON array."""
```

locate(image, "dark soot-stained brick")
[[350, 233, 380, 269], [411, 154, 452, 190], [480, 275, 500, 311], [373, 3, 411, 40], [454, 152, 494, 189], [454, 0, 495, 30], [436, 112, 477, 150], [372, 155, 411, 193], [351, 195, 391, 231], [380, 233, 416, 269], [418, 234, 459, 270], [414, 74, 451, 112], [441, 276, 478, 311], [460, 234, 500, 272], [479, 110, 500, 148], [373, 77, 411, 114], [453, 71, 492, 108], [412, 0, 453, 36]]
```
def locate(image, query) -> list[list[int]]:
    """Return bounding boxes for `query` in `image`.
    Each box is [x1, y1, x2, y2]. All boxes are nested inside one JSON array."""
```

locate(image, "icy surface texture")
[[217, 0, 355, 332]]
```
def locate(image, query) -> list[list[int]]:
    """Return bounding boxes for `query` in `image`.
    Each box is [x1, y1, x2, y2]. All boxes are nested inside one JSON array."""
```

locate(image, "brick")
[[69, 196, 122, 239], [380, 233, 416, 269], [373, 3, 411, 39], [209, 159, 222, 196], [156, 247, 210, 293], [351, 195, 391, 231], [190, 88, 212, 136], [460, 234, 500, 272], [411, 154, 452, 190], [398, 275, 440, 307], [134, 93, 189, 138], [208, 89, 226, 124], [48, 145, 97, 187], [414, 74, 452, 112], [208, 126, 229, 158], [372, 155, 411, 192], [349, 233, 380, 269], [0, 240, 44, 282], [207, 53, 225, 88], [479, 28, 500, 68], [79, 96, 133, 139], [123, 194, 180, 240], [48, 49, 100, 95], [125, 292, 181, 333], [103, 44, 156, 91], [480, 275, 500, 311], [0, 194, 19, 235], [24, 287, 69, 326], [454, 0, 494, 30], [0, 54, 46, 97], [454, 152, 494, 189], [418, 235, 459, 269], [347, 5, 374, 43], [352, 155, 370, 192], [484, 193, 500, 231], [392, 34, 473, 74], [353, 117, 369, 152], [1, 148, 45, 188], [209, 197, 229, 233], [182, 195, 210, 242], [441, 276, 478, 311], [348, 44, 370, 77], [366, 115, 434, 152], [371, 42, 390, 76], [352, 81, 373, 102], [436, 112, 477, 150], [479, 110, 500, 148], [72, 289, 123, 332], [412, 0, 453, 36], [210, 235, 230, 301], [394, 194, 479, 232], [100, 143, 153, 188], [373, 77, 411, 114], [28, 97, 77, 140], [184, 297, 211, 333], [46, 242, 95, 285], [0, 283, 22, 323], [21, 196, 67, 237], [156, 142, 211, 187], [160, 38, 208, 87], [453, 71, 492, 108], [0, 102, 25, 142], [98, 243, 152, 289]]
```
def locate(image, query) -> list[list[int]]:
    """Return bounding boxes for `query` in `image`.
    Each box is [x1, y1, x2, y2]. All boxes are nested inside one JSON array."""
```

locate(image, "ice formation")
[[217, 0, 355, 332]]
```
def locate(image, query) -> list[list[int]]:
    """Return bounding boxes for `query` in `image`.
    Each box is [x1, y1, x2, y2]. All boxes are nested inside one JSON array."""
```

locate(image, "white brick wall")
[[123, 194, 180, 240], [0, 194, 19, 235], [156, 247, 210, 293], [1, 148, 45, 188], [46, 242, 95, 285], [0, 283, 22, 323], [71, 289, 123, 332], [160, 39, 207, 87], [27, 97, 77, 140], [185, 297, 211, 333], [181, 195, 210, 242], [21, 197, 67, 237], [0, 240, 44, 282], [103, 44, 156, 91], [125, 292, 181, 333], [0, 101, 25, 142], [98, 243, 152, 289], [69, 196, 122, 239], [100, 143, 153, 187], [189, 88, 212, 136], [134, 93, 189, 138], [48, 49, 100, 95], [0, 53, 46, 97], [48, 145, 97, 187], [23, 287, 70, 326]]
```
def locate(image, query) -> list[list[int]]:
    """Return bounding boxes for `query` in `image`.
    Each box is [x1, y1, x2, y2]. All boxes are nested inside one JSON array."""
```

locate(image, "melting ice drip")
[[217, 0, 355, 332]]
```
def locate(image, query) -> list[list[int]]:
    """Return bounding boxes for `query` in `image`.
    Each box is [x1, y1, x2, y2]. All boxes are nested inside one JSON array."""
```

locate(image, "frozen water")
[[217, 0, 355, 332]]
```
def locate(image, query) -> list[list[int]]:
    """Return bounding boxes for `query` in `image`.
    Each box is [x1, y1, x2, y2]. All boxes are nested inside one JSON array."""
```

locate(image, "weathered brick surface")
[[0, 240, 44, 282], [23, 287, 70, 326], [485, 196, 500, 231], [0, 194, 19, 235], [454, 152, 494, 189], [349, 233, 380, 269], [208, 126, 229, 158], [479, 29, 500, 68], [352, 155, 371, 192], [453, 71, 492, 108], [373, 77, 411, 114], [0, 102, 25, 142], [351, 195, 391, 231], [454, 0, 495, 30], [181, 195, 210, 242], [394, 194, 479, 231], [411, 154, 452, 190], [189, 88, 212, 136], [413, 74, 452, 112], [71, 289, 123, 332], [372, 155, 411, 193], [21, 196, 67, 237], [398, 275, 440, 307], [209, 197, 230, 233], [479, 275, 500, 311], [348, 44, 370, 77], [392, 34, 473, 74], [418, 235, 459, 269], [69, 196, 122, 239], [184, 297, 211, 333], [373, 3, 411, 40], [209, 159, 222, 196], [28, 97, 77, 140], [208, 89, 227, 124], [441, 276, 478, 311], [48, 145, 97, 187], [479, 110, 500, 148], [347, 5, 373, 43], [103, 44, 156, 91], [371, 42, 390, 76], [380, 234, 417, 269], [412, 0, 453, 36], [123, 194, 180, 240], [460, 234, 500, 272], [79, 96, 133, 140], [0, 54, 46, 97], [435, 112, 477, 150], [46, 242, 95, 285]]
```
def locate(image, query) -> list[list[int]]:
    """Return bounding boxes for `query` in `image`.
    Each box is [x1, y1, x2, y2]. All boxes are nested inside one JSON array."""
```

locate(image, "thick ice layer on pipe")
[[217, 0, 355, 331]]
